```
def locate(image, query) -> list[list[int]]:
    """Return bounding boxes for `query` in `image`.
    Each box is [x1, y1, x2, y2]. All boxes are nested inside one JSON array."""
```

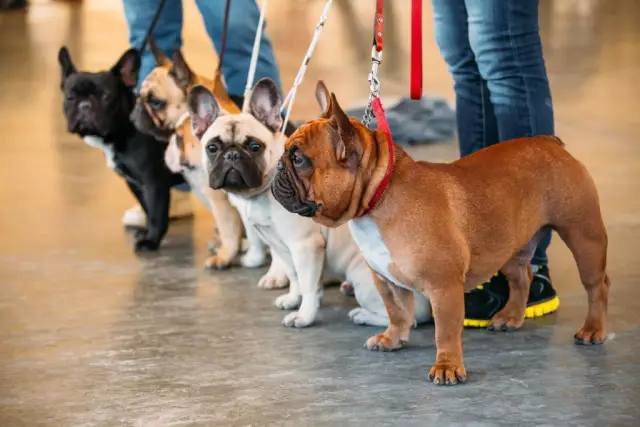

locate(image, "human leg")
[[122, 0, 183, 87], [466, 0, 554, 266], [194, 0, 282, 96], [433, 0, 558, 326], [432, 0, 498, 158]]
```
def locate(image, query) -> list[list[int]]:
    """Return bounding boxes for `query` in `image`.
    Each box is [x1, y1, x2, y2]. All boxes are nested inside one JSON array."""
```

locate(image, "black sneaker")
[[463, 265, 560, 328], [0, 0, 27, 10]]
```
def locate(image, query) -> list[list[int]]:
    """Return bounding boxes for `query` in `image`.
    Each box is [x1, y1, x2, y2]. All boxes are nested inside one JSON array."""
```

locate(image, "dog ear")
[[329, 93, 358, 164], [111, 48, 141, 88], [170, 50, 194, 90], [244, 78, 283, 133], [315, 80, 333, 118], [187, 85, 220, 139], [58, 46, 76, 88], [147, 37, 170, 67]]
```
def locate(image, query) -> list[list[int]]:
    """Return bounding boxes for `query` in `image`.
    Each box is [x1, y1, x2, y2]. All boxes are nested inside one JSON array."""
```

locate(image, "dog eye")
[[292, 151, 308, 168], [206, 143, 219, 154], [65, 93, 75, 101], [147, 95, 166, 110], [247, 140, 262, 153]]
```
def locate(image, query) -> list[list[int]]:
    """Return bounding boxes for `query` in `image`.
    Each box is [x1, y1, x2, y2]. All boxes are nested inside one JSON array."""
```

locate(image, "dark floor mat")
[[345, 96, 456, 145]]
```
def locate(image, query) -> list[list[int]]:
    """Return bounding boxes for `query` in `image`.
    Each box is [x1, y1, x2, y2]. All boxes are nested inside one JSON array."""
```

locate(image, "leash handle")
[[410, 0, 423, 100], [216, 0, 232, 77], [243, 0, 269, 103]]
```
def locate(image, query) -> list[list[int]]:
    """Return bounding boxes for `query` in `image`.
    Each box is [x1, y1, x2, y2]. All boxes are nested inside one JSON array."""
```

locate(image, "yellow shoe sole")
[[463, 296, 560, 328]]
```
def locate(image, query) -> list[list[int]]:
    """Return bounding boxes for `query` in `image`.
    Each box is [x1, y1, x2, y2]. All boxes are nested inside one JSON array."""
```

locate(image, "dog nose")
[[224, 150, 239, 162], [78, 100, 91, 111]]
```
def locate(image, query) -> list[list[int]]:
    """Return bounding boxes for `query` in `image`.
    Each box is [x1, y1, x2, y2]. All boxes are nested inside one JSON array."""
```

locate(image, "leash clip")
[[368, 46, 382, 97], [363, 46, 383, 128]]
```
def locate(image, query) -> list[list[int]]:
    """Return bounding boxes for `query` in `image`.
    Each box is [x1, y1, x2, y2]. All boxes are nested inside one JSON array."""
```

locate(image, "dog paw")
[[258, 273, 289, 290], [274, 293, 302, 310], [282, 310, 315, 328], [364, 333, 406, 352], [133, 228, 148, 240], [428, 362, 468, 386], [340, 281, 355, 296], [239, 249, 267, 268], [134, 239, 159, 253], [487, 305, 525, 331], [204, 254, 232, 270], [348, 308, 390, 327], [574, 326, 607, 345]]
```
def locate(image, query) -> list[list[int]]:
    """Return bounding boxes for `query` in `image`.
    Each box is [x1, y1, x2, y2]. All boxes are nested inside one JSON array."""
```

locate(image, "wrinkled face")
[[200, 114, 276, 192], [131, 67, 188, 141], [58, 47, 140, 138], [271, 81, 364, 227], [130, 40, 195, 141], [187, 78, 284, 197]]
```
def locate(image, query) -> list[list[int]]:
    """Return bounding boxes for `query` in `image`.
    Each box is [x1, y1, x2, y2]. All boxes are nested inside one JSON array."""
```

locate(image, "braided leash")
[[278, 0, 333, 140], [243, 0, 269, 103]]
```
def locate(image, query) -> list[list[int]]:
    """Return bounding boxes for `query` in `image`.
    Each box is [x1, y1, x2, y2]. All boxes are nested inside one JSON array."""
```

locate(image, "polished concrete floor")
[[1, 0, 640, 426]]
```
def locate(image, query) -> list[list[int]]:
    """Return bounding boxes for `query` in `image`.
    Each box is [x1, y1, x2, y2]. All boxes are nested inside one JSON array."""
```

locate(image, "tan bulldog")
[[271, 80, 611, 385]]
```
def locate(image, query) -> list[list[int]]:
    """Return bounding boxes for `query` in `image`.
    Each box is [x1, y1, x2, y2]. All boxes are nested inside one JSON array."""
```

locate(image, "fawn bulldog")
[[129, 39, 286, 281], [272, 80, 610, 385], [187, 78, 431, 327]]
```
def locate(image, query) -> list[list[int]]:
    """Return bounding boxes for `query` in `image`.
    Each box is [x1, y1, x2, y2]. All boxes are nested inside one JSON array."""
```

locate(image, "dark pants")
[[432, 0, 554, 265]]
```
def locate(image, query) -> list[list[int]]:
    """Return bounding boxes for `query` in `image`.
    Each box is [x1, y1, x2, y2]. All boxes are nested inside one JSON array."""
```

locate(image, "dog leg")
[[281, 237, 325, 328], [204, 189, 244, 269], [365, 273, 415, 350], [258, 253, 290, 289], [238, 219, 269, 268], [489, 231, 546, 331], [489, 260, 532, 331], [134, 179, 170, 252], [556, 224, 610, 345], [347, 262, 393, 327], [426, 279, 467, 385]]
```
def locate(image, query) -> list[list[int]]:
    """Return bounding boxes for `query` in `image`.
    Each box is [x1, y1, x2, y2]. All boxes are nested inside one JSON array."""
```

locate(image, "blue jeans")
[[122, 0, 282, 96], [432, 0, 554, 266], [123, 0, 283, 192]]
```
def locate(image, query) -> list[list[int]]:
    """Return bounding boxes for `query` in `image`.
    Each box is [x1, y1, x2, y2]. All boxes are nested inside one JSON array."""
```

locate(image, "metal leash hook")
[[363, 47, 382, 128]]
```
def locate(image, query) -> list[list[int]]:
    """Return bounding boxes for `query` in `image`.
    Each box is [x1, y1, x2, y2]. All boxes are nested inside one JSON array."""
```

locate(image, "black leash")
[[216, 0, 232, 77], [138, 0, 168, 53]]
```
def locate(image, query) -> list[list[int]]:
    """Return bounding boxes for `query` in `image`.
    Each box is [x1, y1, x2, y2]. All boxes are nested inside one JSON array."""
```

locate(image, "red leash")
[[410, 0, 423, 100], [361, 0, 395, 217]]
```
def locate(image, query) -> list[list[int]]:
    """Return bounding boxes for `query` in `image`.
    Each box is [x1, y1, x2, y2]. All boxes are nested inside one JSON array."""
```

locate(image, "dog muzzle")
[[272, 160, 318, 217]]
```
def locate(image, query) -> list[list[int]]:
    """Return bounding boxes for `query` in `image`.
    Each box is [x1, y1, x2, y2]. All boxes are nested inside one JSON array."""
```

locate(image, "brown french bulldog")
[[271, 80, 611, 385]]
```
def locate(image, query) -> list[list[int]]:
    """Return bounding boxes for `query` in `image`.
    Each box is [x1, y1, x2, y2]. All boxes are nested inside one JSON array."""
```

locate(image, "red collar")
[[360, 97, 395, 217]]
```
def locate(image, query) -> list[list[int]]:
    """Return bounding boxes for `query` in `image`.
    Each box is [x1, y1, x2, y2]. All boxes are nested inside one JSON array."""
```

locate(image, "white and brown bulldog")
[[271, 80, 611, 385], [187, 78, 431, 327]]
